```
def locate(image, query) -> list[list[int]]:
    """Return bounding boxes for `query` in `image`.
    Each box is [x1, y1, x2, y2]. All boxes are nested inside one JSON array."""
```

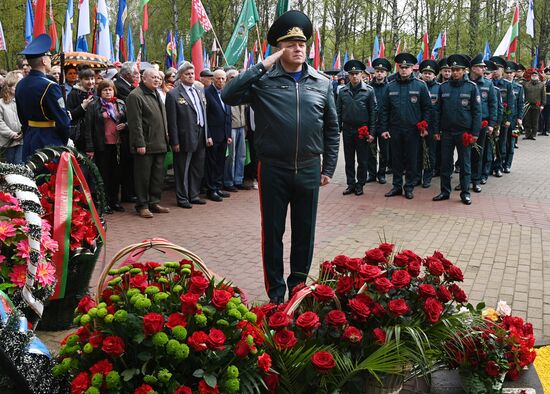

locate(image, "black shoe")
[[473, 184, 482, 193], [208, 193, 223, 202], [494, 169, 503, 177], [530, 137, 537, 140], [503, 167, 510, 174], [218, 190, 230, 198], [404, 191, 413, 199], [235, 184, 251, 190], [515, 144, 519, 148], [385, 188, 402, 197], [104, 206, 113, 214], [177, 201, 192, 209], [343, 186, 355, 195], [413, 180, 421, 187], [480, 178, 487, 185], [422, 182, 431, 188], [224, 185, 238, 192], [190, 198, 207, 205], [377, 176, 387, 184], [112, 203, 125, 212], [543, 132, 549, 136], [366, 176, 377, 183], [432, 193, 450, 201], [461, 195, 472, 205], [454, 184, 461, 191], [355, 185, 364, 196]]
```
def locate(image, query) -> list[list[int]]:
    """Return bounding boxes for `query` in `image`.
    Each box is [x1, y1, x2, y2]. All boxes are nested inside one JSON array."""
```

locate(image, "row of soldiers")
[[337, 53, 547, 205]]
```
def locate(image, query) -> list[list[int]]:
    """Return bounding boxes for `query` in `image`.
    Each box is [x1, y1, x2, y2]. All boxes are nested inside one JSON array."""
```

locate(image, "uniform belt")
[[28, 120, 56, 128]]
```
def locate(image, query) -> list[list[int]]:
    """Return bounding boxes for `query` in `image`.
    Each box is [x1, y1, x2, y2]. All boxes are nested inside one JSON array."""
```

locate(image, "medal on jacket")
[[178, 97, 187, 105]]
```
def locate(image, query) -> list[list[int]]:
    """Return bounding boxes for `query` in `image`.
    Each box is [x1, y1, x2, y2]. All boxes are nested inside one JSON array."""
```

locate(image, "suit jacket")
[[114, 77, 134, 102], [166, 84, 207, 152], [205, 84, 231, 143]]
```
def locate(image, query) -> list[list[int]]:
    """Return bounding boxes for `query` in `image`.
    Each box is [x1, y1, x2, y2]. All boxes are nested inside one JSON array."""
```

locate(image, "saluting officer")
[[380, 53, 431, 200], [489, 56, 515, 177], [433, 54, 481, 205], [469, 54, 498, 192], [369, 58, 392, 184], [337, 60, 377, 196], [416, 59, 440, 188], [15, 34, 71, 159], [504, 61, 524, 171], [222, 11, 339, 304]]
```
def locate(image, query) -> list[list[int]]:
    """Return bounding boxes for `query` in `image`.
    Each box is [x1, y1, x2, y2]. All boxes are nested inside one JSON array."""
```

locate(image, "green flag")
[[276, 0, 289, 18], [224, 0, 260, 65]]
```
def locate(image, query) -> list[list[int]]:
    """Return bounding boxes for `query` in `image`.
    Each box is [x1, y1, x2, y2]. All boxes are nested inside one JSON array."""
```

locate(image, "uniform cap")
[[394, 53, 417, 67], [372, 58, 392, 71], [470, 54, 486, 67], [343, 60, 366, 72], [419, 59, 439, 74], [447, 54, 469, 69], [489, 56, 507, 69], [484, 60, 498, 71], [200, 69, 214, 77], [505, 61, 518, 73], [19, 34, 52, 59], [438, 57, 451, 69], [267, 10, 312, 46]]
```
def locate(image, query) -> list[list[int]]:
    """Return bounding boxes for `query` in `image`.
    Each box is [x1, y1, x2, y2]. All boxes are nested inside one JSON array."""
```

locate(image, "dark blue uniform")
[[434, 78, 481, 198], [505, 81, 524, 169], [380, 76, 431, 193], [16, 70, 71, 159], [471, 75, 498, 186], [415, 79, 439, 186], [540, 79, 550, 134], [369, 78, 389, 181], [492, 78, 515, 174]]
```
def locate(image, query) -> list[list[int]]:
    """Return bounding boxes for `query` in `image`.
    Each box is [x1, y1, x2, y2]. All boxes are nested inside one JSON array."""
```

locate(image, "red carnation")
[[188, 331, 209, 351], [373, 328, 386, 344], [325, 310, 348, 326], [143, 312, 164, 335], [481, 120, 489, 128], [234, 338, 252, 358], [89, 359, 113, 376], [129, 274, 148, 292], [77, 295, 96, 314], [388, 299, 410, 316], [71, 372, 90, 394], [378, 243, 394, 257], [101, 336, 125, 357], [336, 276, 353, 294], [313, 284, 335, 301], [296, 311, 321, 332], [462, 132, 474, 147], [268, 311, 291, 330], [417, 120, 428, 132], [364, 248, 386, 264], [258, 353, 272, 372], [311, 351, 336, 374], [503, 102, 508, 108], [342, 326, 363, 343], [180, 292, 200, 315], [484, 361, 501, 378], [359, 264, 382, 281], [418, 284, 437, 298], [207, 328, 226, 351], [198, 379, 220, 394], [189, 275, 210, 295], [89, 331, 103, 348], [135, 384, 155, 394], [273, 329, 298, 349], [174, 387, 193, 394], [211, 289, 233, 310], [166, 312, 188, 329], [535, 101, 541, 108], [424, 297, 444, 323], [374, 277, 393, 293], [348, 298, 371, 320], [447, 265, 464, 281], [391, 270, 411, 289], [357, 126, 370, 140]]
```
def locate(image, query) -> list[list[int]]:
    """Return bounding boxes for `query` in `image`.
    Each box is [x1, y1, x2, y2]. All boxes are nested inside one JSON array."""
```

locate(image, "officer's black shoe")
[[218, 190, 230, 198], [112, 203, 125, 212], [461, 195, 472, 205], [378, 176, 387, 184], [480, 178, 487, 185], [355, 185, 364, 196], [503, 167, 510, 174], [454, 184, 462, 191], [515, 144, 519, 148], [208, 193, 223, 202], [366, 176, 377, 183], [454, 165, 460, 173], [413, 180, 421, 187], [473, 184, 482, 193], [404, 191, 414, 199], [432, 193, 450, 201], [494, 169, 503, 177], [343, 186, 355, 195], [104, 206, 113, 214], [177, 201, 193, 209], [543, 132, 549, 136], [422, 182, 431, 188], [384, 188, 402, 197], [224, 185, 238, 192]]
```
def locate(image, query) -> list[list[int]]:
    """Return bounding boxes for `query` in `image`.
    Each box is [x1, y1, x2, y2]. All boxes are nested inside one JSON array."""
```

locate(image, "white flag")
[[0, 21, 6, 51], [77, 0, 90, 37], [494, 25, 512, 57], [63, 0, 74, 52], [96, 0, 111, 58], [211, 40, 217, 52], [526, 0, 535, 38]]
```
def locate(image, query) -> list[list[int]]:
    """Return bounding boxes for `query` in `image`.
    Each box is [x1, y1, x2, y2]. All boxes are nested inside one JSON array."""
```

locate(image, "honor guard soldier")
[[541, 67, 550, 135], [416, 59, 440, 188], [521, 68, 545, 140], [469, 54, 498, 192], [222, 10, 339, 304], [433, 54, 481, 205], [437, 58, 452, 83], [337, 60, 377, 196], [503, 61, 524, 171], [15, 34, 71, 159], [369, 58, 392, 184], [489, 56, 515, 177]]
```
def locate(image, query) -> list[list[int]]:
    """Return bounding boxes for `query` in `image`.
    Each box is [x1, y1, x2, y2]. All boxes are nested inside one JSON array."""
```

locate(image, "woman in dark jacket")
[[67, 66, 96, 151], [84, 79, 127, 214]]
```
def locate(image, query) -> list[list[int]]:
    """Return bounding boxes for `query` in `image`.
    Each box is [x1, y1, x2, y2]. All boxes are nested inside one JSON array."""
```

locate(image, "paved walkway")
[[38, 134, 550, 349]]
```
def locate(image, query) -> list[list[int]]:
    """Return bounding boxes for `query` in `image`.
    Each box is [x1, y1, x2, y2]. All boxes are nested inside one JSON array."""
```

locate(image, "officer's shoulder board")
[[465, 80, 477, 88]]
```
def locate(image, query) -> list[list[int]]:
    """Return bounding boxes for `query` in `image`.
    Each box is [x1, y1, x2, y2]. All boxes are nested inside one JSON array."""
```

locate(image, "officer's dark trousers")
[[540, 106, 550, 133], [440, 132, 471, 197], [434, 140, 442, 175], [390, 129, 419, 192], [415, 136, 435, 185], [342, 130, 368, 186], [94, 145, 120, 206], [482, 133, 494, 180], [505, 121, 516, 169], [367, 135, 389, 178], [206, 141, 227, 194], [258, 160, 320, 302], [493, 124, 508, 172], [134, 153, 166, 210], [471, 128, 487, 185]]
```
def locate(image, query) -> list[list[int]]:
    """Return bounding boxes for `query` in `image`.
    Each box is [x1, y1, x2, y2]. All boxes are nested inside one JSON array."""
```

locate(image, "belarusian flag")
[[507, 1, 519, 60], [313, 29, 321, 70], [140, 0, 150, 32], [48, 0, 58, 51], [190, 0, 212, 77], [422, 32, 430, 61], [33, 0, 47, 37]]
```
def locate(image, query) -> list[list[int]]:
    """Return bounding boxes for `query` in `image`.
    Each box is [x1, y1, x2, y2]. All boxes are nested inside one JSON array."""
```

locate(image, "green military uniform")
[[522, 69, 546, 139], [337, 60, 377, 196]]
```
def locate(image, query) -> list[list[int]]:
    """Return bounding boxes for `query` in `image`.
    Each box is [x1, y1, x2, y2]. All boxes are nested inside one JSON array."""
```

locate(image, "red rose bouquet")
[[357, 126, 370, 140], [54, 258, 272, 393], [416, 120, 428, 135]]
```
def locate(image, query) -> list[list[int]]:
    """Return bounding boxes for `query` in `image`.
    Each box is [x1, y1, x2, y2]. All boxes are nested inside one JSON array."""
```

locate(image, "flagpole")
[[210, 29, 228, 66], [255, 25, 263, 61]]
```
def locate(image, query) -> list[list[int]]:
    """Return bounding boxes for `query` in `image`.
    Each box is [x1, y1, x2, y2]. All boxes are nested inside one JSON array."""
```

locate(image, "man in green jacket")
[[222, 10, 339, 304], [127, 68, 170, 218], [522, 68, 546, 140]]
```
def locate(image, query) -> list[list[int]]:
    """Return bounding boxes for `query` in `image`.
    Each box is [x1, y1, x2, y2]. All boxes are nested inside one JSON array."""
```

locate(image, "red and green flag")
[[140, 0, 150, 32], [507, 1, 519, 60], [48, 0, 58, 52], [33, 0, 47, 37], [224, 0, 260, 66], [190, 0, 212, 76]]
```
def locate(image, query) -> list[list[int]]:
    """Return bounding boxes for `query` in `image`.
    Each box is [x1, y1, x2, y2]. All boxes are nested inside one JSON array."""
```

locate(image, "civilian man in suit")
[[204, 69, 232, 201], [166, 61, 209, 209]]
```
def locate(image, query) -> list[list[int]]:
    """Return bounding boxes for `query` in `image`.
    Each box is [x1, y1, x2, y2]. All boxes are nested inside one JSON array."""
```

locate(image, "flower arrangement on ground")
[[55, 259, 272, 393], [259, 243, 471, 393]]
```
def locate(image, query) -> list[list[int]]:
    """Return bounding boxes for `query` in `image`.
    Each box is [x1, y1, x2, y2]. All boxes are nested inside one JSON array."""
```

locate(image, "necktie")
[[188, 87, 204, 127]]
